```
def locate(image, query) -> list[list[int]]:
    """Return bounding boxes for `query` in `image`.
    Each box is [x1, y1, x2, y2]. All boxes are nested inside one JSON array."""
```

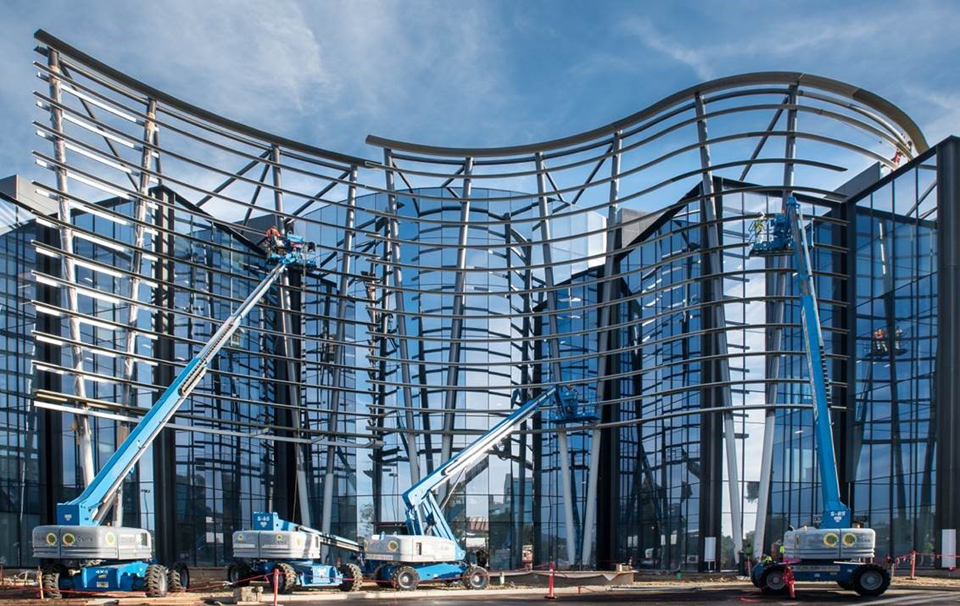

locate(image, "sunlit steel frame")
[[27, 27, 931, 569]]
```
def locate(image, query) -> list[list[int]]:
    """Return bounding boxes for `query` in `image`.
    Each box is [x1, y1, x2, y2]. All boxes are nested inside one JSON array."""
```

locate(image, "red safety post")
[[545, 561, 557, 600], [784, 565, 795, 599], [910, 550, 917, 579], [272, 567, 280, 606], [36, 569, 43, 600]]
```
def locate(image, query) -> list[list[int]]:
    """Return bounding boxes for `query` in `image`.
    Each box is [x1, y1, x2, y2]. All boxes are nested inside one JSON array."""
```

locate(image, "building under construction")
[[0, 30, 956, 576]]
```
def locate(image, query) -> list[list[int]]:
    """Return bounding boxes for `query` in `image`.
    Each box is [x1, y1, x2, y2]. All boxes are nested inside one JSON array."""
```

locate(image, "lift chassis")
[[230, 512, 363, 593], [32, 236, 313, 598], [749, 198, 889, 597]]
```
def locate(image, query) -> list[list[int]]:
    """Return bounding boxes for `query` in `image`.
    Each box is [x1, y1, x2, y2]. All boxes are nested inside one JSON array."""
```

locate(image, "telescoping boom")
[[33, 234, 314, 598], [749, 197, 888, 597], [363, 385, 591, 591]]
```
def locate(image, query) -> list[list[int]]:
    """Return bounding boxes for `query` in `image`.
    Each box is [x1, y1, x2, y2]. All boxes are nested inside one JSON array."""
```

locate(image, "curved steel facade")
[[0, 29, 947, 571]]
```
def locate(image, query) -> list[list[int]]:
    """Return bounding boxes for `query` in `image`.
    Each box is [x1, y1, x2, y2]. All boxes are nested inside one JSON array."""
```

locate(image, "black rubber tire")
[[40, 563, 63, 600], [461, 565, 489, 590], [339, 563, 363, 592], [275, 562, 298, 594], [145, 564, 169, 597], [227, 561, 253, 586], [836, 579, 854, 590], [391, 565, 420, 591], [759, 564, 789, 596], [169, 561, 189, 592], [852, 563, 890, 597], [370, 564, 388, 588]]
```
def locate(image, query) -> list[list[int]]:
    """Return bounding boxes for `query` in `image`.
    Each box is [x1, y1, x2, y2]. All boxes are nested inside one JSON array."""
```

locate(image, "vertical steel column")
[[152, 190, 178, 564], [694, 94, 743, 561], [383, 149, 421, 484], [36, 219, 65, 525], [440, 158, 473, 467], [753, 86, 797, 558], [535, 152, 578, 567], [113, 97, 159, 525], [46, 49, 95, 488], [270, 144, 311, 526], [581, 132, 621, 568], [320, 166, 358, 555], [935, 137, 960, 563]]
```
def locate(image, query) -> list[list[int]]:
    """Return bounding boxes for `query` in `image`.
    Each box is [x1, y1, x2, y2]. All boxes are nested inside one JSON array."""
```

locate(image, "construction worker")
[[753, 214, 766, 239], [265, 226, 284, 255], [873, 327, 888, 355], [476, 547, 488, 569], [771, 539, 783, 562]]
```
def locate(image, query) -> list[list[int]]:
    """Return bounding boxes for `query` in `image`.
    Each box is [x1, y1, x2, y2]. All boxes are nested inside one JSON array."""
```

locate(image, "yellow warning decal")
[[842, 532, 857, 547], [45, 532, 57, 546], [822, 532, 839, 547], [62, 532, 76, 547]]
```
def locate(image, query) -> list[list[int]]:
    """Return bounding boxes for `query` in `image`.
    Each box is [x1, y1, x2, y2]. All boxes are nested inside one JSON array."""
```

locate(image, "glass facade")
[[848, 153, 938, 562], [0, 193, 40, 567], [4, 146, 949, 570], [7, 35, 956, 575]]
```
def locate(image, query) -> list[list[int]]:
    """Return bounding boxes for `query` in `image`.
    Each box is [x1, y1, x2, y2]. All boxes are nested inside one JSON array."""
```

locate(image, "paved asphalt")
[[399, 586, 960, 605]]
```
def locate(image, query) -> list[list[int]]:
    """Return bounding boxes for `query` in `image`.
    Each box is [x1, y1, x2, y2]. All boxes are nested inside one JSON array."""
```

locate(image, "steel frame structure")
[[21, 29, 932, 570]]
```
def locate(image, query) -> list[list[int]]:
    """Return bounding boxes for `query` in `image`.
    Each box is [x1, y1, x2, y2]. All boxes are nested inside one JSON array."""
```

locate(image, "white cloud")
[[621, 18, 714, 81], [911, 89, 960, 146]]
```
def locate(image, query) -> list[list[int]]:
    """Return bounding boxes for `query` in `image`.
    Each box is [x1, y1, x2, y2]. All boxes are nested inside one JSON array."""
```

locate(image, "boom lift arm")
[[360, 385, 590, 591], [753, 197, 849, 527], [402, 385, 582, 557], [34, 234, 315, 597], [749, 197, 887, 597], [57, 258, 297, 527], [248, 512, 362, 553]]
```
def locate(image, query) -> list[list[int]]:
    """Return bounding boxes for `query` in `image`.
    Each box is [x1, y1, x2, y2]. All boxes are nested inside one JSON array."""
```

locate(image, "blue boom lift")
[[362, 385, 590, 590], [229, 512, 364, 593], [33, 234, 314, 598], [749, 197, 890, 597]]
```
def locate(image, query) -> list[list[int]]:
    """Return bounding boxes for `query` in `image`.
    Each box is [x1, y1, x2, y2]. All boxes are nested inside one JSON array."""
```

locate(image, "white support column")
[[581, 132, 622, 568], [535, 152, 577, 567], [114, 97, 159, 525], [321, 167, 358, 558], [581, 426, 602, 567], [753, 86, 798, 559], [695, 94, 743, 562], [440, 158, 474, 465], [46, 49, 95, 488], [383, 149, 421, 484]]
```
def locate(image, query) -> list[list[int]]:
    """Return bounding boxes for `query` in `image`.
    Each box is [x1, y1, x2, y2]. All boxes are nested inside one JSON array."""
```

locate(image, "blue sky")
[[1, 0, 958, 179]]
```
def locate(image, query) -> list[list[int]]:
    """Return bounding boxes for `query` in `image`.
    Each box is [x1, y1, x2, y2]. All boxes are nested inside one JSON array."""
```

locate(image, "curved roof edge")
[[34, 29, 370, 168], [367, 72, 928, 158], [34, 30, 927, 165]]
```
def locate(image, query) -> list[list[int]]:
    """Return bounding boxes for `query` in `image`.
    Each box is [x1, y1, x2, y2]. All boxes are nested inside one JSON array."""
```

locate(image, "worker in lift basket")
[[265, 226, 284, 256], [752, 214, 766, 239], [873, 327, 889, 355]]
